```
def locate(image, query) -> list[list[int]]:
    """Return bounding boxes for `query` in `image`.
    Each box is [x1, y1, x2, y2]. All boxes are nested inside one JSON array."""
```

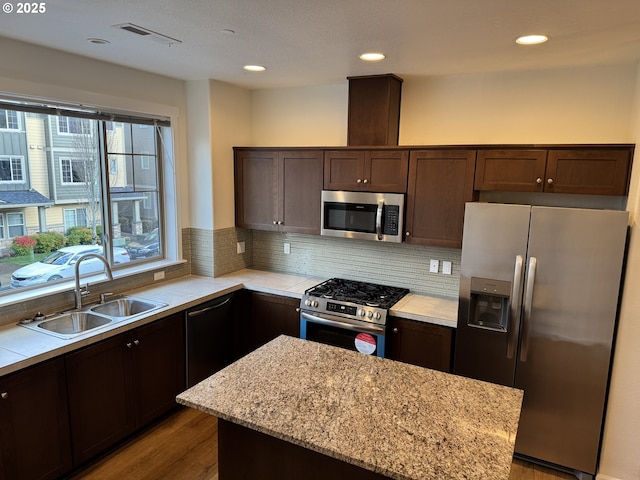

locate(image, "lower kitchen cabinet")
[[246, 292, 300, 352], [387, 317, 453, 372], [66, 313, 185, 466], [0, 358, 72, 480]]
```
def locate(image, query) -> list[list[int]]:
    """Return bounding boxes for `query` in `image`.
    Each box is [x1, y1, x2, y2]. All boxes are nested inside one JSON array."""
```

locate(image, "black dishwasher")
[[185, 293, 234, 387]]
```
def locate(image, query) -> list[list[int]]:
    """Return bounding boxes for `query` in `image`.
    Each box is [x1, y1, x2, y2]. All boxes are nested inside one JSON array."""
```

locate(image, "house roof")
[[0, 189, 53, 209]]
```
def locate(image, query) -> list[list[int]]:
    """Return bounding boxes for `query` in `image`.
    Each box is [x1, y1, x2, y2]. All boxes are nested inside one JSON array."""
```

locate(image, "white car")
[[11, 245, 129, 288]]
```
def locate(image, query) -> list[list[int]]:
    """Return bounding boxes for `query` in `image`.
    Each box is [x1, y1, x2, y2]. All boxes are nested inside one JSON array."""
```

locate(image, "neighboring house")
[[0, 109, 52, 254]]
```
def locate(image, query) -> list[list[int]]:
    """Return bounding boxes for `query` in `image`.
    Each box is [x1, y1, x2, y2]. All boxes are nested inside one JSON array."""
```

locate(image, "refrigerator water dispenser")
[[468, 277, 511, 331]]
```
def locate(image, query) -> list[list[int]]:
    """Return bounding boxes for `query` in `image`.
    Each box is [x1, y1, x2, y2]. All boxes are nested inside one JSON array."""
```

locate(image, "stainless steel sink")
[[89, 296, 165, 318], [33, 312, 112, 338]]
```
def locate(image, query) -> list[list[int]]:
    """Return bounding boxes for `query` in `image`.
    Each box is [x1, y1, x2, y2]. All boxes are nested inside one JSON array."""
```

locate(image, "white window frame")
[[60, 157, 89, 185], [0, 155, 25, 183], [0, 214, 4, 238], [64, 207, 88, 230], [58, 116, 92, 135], [0, 109, 20, 130], [141, 152, 150, 170], [6, 212, 25, 238]]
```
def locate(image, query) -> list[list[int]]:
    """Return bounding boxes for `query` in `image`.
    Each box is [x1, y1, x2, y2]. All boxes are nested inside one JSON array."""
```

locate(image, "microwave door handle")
[[376, 200, 384, 240]]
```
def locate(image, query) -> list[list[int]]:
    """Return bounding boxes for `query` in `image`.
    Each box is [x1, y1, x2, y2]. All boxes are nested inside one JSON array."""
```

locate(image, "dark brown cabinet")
[[250, 292, 300, 351], [323, 149, 409, 193], [475, 147, 633, 195], [405, 150, 476, 248], [234, 149, 324, 234], [0, 358, 72, 480], [387, 317, 453, 373], [66, 313, 185, 466]]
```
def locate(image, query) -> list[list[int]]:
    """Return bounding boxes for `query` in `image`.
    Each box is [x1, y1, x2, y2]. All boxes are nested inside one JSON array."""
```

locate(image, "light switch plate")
[[236, 241, 245, 254], [429, 259, 439, 273], [153, 271, 165, 281], [284, 242, 291, 255], [442, 261, 452, 275]]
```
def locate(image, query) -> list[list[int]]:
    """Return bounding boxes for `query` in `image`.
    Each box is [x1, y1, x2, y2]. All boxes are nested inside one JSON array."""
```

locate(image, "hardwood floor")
[[67, 407, 576, 480]]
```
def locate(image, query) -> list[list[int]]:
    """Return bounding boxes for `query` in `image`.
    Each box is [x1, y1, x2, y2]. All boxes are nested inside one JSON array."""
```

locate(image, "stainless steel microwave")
[[320, 190, 404, 243]]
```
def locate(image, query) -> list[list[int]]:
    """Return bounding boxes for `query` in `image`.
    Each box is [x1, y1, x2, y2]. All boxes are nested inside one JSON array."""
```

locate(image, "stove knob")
[[305, 299, 311, 307], [374, 312, 381, 320], [312, 300, 319, 308], [366, 311, 374, 319], [357, 309, 365, 317]]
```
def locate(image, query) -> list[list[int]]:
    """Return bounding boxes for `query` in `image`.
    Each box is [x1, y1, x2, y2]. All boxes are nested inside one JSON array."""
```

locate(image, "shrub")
[[66, 226, 94, 246], [32, 232, 66, 253], [11, 236, 37, 256]]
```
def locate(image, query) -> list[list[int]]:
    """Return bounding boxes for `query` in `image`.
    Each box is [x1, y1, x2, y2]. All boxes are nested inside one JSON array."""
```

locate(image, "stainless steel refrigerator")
[[453, 202, 628, 477]]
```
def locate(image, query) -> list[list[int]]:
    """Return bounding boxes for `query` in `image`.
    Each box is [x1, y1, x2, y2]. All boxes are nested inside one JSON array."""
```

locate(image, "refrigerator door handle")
[[507, 255, 524, 359], [520, 256, 537, 362]]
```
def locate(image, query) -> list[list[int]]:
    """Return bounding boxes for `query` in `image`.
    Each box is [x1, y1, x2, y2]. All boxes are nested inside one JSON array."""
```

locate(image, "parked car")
[[10, 245, 129, 288], [126, 229, 160, 259]]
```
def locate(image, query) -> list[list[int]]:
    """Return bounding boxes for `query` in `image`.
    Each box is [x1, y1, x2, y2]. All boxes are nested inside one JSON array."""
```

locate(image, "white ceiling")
[[1, 0, 640, 89]]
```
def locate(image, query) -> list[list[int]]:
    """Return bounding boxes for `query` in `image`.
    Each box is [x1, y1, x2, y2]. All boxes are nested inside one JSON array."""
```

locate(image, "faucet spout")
[[74, 253, 113, 310]]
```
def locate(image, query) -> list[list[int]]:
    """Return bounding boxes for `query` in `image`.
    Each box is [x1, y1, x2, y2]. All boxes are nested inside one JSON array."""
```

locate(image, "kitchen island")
[[177, 335, 523, 480]]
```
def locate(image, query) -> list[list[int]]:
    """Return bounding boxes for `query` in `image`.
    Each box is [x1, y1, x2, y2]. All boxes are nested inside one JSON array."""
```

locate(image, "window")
[[0, 109, 19, 130], [0, 102, 169, 295], [64, 208, 88, 230], [61, 158, 88, 184], [7, 212, 25, 238], [0, 156, 24, 183], [58, 116, 91, 135]]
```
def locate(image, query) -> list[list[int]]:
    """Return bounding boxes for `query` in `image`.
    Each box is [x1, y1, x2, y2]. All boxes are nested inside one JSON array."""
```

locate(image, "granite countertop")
[[177, 335, 523, 480], [0, 268, 458, 377]]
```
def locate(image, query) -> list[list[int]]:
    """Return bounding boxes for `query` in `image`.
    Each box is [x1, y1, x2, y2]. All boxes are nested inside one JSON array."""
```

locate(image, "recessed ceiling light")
[[243, 65, 267, 72], [516, 34, 549, 45], [359, 52, 386, 62], [87, 38, 110, 45]]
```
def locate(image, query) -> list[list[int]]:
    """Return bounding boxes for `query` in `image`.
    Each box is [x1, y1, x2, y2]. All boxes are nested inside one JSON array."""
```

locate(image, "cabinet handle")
[[536, 177, 543, 184], [406, 232, 411, 236], [547, 178, 554, 185], [363, 179, 369, 184], [126, 342, 133, 348], [393, 328, 398, 333], [357, 178, 362, 183], [272, 220, 278, 225], [1, 392, 8, 400], [277, 221, 283, 225], [134, 340, 140, 346]]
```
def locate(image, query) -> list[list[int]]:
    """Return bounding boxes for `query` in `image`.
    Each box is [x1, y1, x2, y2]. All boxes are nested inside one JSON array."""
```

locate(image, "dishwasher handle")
[[187, 297, 232, 317]]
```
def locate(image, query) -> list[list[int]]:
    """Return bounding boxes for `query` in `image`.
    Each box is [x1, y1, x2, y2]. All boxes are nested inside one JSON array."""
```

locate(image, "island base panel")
[[218, 419, 391, 480]]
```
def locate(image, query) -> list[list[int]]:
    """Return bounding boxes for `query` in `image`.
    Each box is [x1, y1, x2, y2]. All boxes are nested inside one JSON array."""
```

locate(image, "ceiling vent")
[[112, 23, 182, 46]]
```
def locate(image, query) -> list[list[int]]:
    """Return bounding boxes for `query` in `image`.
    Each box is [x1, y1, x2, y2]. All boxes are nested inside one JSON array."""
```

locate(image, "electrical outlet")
[[442, 261, 452, 275], [284, 242, 291, 255], [153, 271, 165, 281], [429, 259, 439, 273], [236, 241, 245, 254]]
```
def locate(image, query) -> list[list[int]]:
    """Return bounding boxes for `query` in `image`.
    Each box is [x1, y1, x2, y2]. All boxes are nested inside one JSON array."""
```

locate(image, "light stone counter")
[[177, 335, 523, 480], [0, 269, 459, 377]]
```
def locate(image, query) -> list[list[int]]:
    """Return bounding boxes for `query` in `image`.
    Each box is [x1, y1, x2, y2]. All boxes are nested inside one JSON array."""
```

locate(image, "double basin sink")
[[21, 296, 168, 339]]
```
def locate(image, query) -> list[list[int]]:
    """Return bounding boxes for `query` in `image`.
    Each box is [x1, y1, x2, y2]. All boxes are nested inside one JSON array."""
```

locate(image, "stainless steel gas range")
[[299, 278, 409, 358]]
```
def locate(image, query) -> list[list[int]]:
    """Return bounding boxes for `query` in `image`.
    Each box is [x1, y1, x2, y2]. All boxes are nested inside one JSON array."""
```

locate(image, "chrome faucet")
[[74, 253, 113, 310]]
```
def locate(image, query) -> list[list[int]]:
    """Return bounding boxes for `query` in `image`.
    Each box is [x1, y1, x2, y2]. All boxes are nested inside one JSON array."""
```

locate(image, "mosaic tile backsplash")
[[192, 226, 461, 298]]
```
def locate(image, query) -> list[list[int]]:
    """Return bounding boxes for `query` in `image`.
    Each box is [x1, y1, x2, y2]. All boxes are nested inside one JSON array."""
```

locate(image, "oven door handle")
[[376, 200, 384, 240], [300, 311, 385, 335]]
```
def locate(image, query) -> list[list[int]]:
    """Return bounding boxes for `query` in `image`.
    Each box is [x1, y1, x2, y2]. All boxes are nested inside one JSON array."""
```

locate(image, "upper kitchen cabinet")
[[235, 149, 324, 234], [405, 150, 476, 248], [475, 146, 634, 196], [323, 149, 409, 193]]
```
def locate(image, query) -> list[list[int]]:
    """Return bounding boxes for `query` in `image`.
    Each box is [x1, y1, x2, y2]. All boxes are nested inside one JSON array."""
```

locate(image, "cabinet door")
[[131, 313, 185, 427], [280, 150, 324, 234], [66, 333, 134, 466], [235, 150, 279, 230], [366, 150, 409, 193], [323, 150, 365, 190], [475, 149, 547, 192], [545, 149, 632, 195], [388, 317, 453, 372], [250, 293, 301, 350], [0, 358, 72, 480], [405, 150, 476, 248]]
